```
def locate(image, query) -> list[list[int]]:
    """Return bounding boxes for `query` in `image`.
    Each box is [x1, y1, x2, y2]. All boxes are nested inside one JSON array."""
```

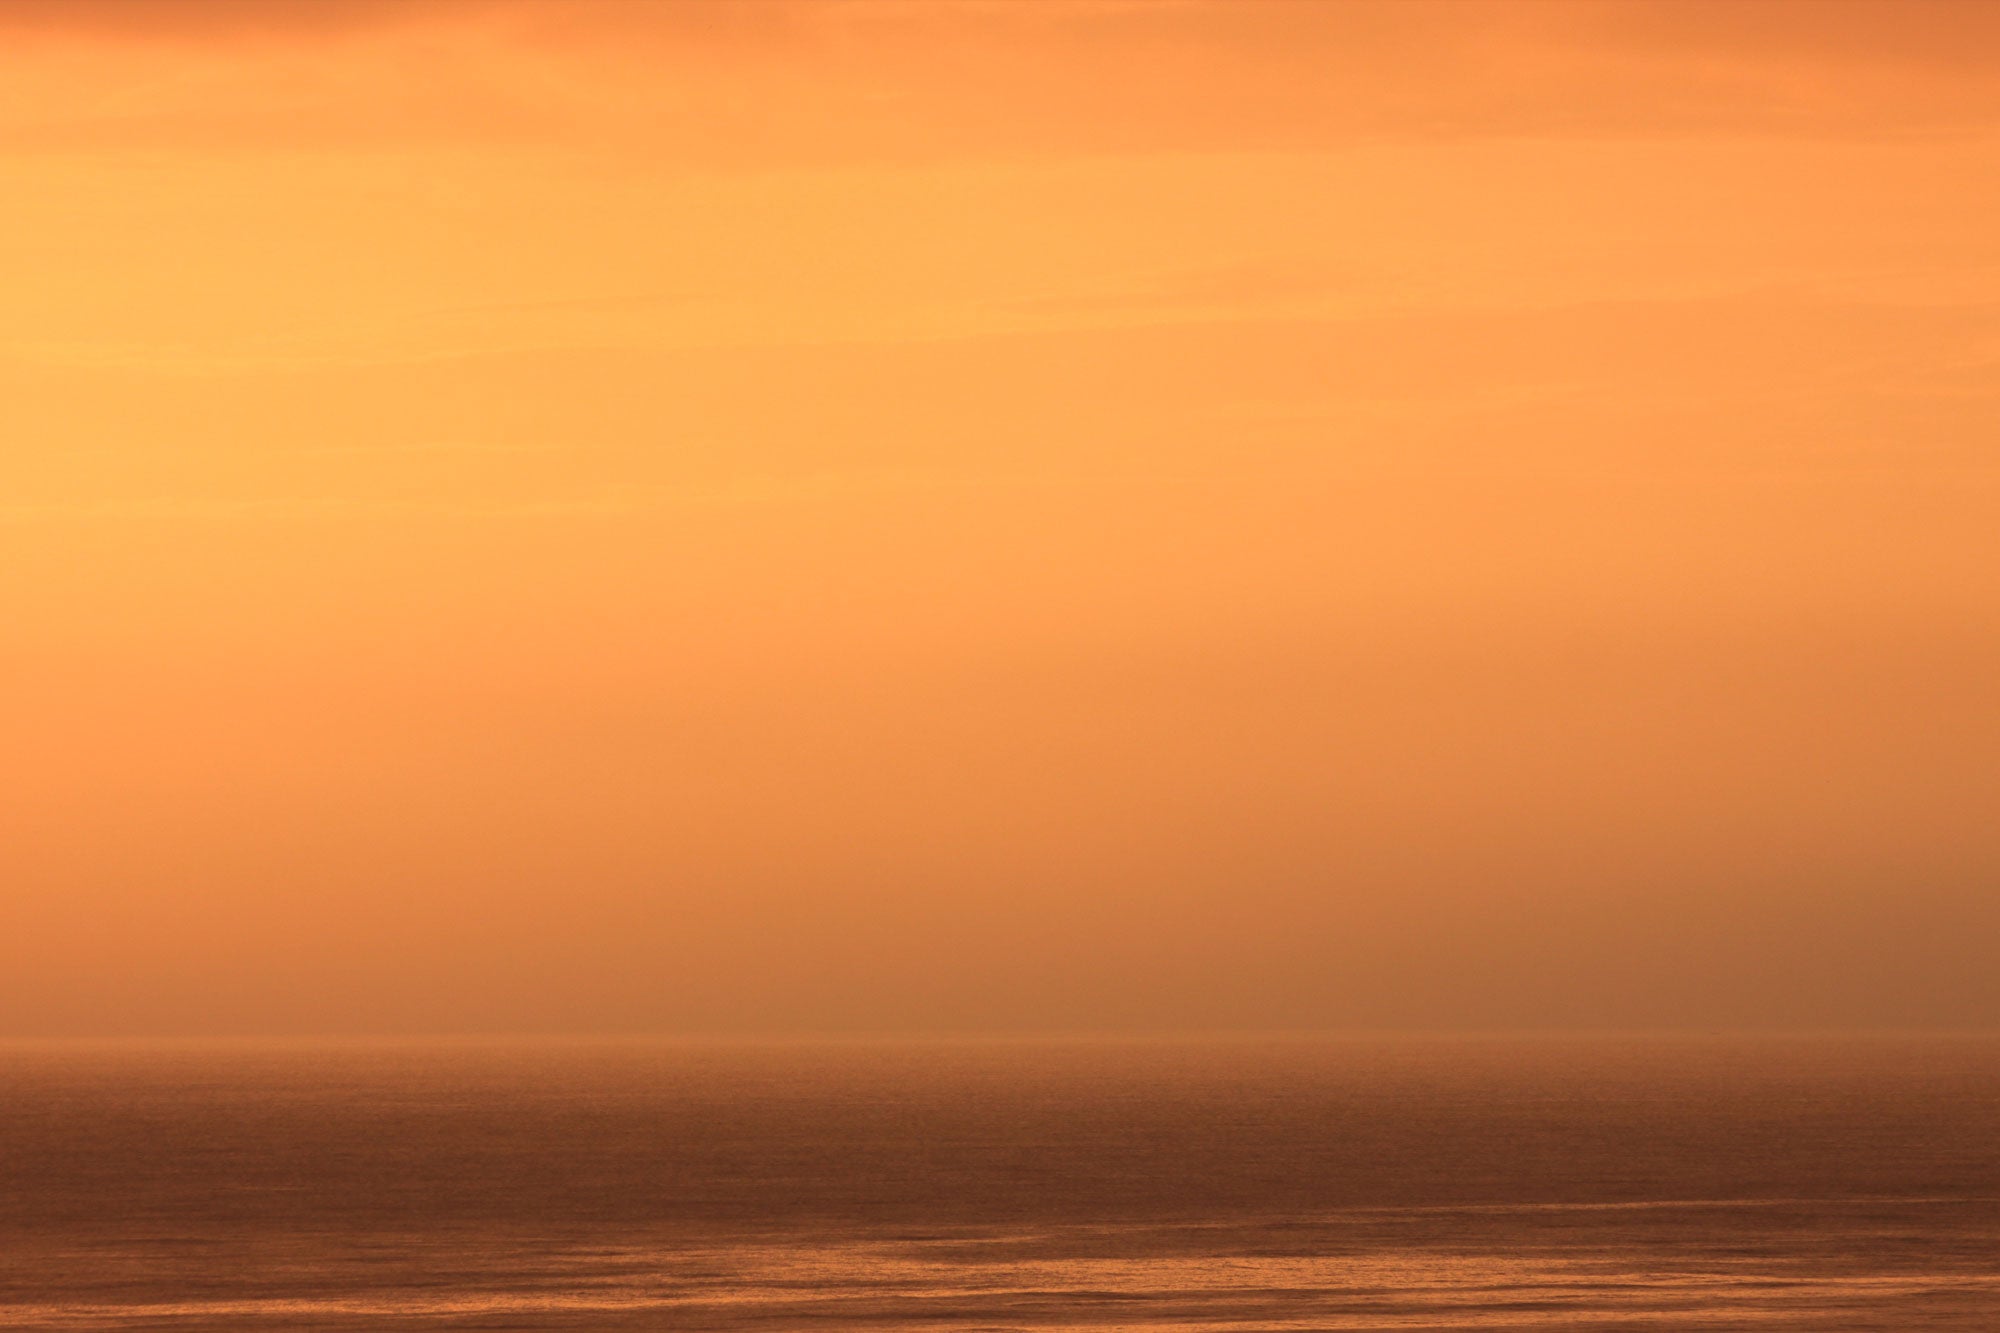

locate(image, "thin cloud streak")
[[7, 0, 2000, 157]]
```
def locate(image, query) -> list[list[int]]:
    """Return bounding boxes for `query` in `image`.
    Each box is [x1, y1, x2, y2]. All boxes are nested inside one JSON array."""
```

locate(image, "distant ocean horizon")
[[4, 1034, 1996, 1330]]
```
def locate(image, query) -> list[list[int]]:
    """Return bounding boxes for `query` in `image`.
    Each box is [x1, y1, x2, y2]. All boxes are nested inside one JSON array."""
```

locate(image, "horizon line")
[[5, 1025, 1999, 1048]]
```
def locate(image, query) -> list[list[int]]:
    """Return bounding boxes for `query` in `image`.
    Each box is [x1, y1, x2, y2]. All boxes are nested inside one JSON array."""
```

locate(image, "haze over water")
[[4, 1036, 1997, 1331], [8, 2, 2000, 1328]]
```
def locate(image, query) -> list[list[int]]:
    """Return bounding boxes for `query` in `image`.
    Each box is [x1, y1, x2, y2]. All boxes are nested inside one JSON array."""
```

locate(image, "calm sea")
[[1, 1036, 1995, 1330]]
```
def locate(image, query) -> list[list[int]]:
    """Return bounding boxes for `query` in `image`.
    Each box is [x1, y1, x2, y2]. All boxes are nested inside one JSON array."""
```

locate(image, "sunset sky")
[[4, 0, 1997, 1037]]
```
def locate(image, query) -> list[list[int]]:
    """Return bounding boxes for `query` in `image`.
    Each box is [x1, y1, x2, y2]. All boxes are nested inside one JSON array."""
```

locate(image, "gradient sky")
[[4, 0, 1998, 1037]]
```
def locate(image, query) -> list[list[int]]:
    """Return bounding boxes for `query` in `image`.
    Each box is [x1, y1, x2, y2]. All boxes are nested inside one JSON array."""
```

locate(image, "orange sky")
[[4, 0, 1997, 1037]]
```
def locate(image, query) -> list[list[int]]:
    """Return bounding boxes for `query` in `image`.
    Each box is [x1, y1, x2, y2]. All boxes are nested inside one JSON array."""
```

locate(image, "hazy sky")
[[4, 0, 1997, 1037]]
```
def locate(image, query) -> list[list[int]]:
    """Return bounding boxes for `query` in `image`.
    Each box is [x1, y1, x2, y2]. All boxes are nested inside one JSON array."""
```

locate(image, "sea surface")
[[1, 1036, 1996, 1330]]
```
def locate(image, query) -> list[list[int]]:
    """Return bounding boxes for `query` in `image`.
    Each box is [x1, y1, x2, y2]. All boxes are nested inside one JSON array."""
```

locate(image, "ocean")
[[1, 1036, 1995, 1330]]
